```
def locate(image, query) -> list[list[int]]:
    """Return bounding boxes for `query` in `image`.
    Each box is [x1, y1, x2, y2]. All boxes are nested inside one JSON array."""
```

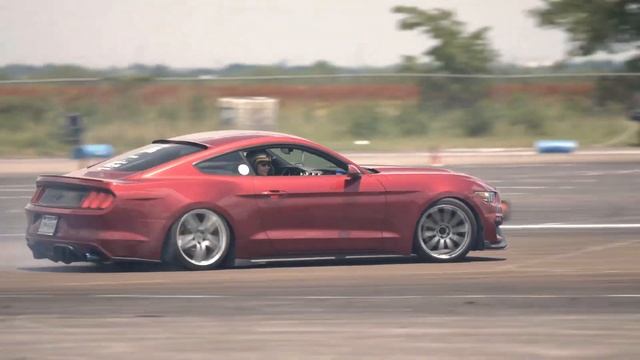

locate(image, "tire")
[[414, 198, 477, 262], [167, 208, 233, 270]]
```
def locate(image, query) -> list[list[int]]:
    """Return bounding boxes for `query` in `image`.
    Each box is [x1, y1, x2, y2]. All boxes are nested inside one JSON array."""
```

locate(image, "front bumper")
[[474, 197, 508, 251], [483, 226, 507, 250]]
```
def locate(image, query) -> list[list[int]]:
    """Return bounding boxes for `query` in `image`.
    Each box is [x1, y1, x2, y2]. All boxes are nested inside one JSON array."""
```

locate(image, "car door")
[[194, 151, 275, 259], [250, 145, 387, 256]]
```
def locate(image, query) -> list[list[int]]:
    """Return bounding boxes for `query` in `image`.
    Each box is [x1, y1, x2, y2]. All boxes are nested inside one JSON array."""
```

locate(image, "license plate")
[[37, 215, 58, 236]]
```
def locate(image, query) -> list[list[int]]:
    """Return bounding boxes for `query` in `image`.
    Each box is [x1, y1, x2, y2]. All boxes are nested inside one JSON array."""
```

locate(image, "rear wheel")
[[414, 198, 476, 262], [169, 208, 232, 270]]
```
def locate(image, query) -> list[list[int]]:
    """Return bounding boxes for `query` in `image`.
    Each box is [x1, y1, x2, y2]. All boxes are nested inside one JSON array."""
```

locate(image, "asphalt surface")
[[1, 161, 639, 359]]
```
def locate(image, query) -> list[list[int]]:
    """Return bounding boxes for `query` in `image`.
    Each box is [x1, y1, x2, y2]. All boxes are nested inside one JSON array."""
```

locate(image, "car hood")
[[369, 166, 496, 191], [369, 166, 454, 174]]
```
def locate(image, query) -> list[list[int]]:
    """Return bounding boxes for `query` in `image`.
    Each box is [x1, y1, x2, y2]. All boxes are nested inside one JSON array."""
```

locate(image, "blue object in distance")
[[535, 140, 578, 154], [72, 144, 114, 159]]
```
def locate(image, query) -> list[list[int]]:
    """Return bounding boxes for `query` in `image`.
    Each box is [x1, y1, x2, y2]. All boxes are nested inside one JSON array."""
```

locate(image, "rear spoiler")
[[152, 139, 208, 149], [36, 175, 114, 190]]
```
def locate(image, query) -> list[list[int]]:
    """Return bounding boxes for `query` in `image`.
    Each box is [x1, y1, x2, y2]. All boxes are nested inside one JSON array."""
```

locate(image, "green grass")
[[281, 100, 633, 151], [0, 83, 636, 157], [321, 119, 631, 152]]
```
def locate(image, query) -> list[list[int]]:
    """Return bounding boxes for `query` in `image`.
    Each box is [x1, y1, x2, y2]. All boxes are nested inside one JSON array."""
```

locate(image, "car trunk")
[[32, 175, 119, 209]]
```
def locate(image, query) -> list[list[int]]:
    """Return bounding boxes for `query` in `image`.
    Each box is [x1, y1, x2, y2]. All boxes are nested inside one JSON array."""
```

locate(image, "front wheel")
[[414, 198, 477, 262], [169, 208, 232, 270]]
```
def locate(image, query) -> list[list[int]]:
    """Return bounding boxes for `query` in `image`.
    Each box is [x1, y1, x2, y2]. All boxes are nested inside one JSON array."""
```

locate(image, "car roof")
[[163, 130, 307, 147], [161, 130, 356, 167]]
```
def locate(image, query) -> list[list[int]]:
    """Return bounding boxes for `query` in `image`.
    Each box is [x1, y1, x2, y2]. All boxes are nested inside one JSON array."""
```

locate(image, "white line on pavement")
[[95, 294, 230, 298], [61, 280, 168, 286], [498, 186, 575, 189], [578, 169, 640, 176], [265, 295, 640, 299], [0, 196, 31, 199], [502, 224, 640, 229], [0, 233, 23, 237], [499, 186, 547, 189], [1, 294, 639, 299], [0, 189, 35, 192]]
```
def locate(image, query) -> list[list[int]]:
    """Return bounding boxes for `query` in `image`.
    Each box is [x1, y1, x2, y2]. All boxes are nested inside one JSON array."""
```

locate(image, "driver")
[[248, 151, 273, 176]]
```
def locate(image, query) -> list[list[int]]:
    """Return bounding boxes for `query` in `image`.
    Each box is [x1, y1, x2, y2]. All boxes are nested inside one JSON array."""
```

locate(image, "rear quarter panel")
[[137, 164, 269, 260]]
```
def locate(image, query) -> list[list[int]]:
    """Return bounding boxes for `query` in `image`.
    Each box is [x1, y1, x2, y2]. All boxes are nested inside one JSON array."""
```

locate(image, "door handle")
[[261, 190, 287, 196]]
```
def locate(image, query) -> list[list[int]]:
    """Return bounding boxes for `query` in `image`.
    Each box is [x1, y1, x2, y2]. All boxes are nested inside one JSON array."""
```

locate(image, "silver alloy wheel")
[[417, 204, 472, 260], [176, 209, 229, 267]]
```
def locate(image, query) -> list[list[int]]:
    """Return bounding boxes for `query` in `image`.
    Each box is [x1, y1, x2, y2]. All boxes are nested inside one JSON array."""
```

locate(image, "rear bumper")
[[27, 237, 163, 264], [28, 240, 107, 264], [25, 204, 168, 263]]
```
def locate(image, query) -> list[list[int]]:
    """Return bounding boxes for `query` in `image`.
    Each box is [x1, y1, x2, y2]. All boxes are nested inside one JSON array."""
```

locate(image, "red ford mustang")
[[25, 131, 507, 270]]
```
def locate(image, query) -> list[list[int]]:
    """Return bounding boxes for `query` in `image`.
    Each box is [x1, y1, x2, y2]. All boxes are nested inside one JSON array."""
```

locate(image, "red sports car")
[[25, 131, 507, 270]]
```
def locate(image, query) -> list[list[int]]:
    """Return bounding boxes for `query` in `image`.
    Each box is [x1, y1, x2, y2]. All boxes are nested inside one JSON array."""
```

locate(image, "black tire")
[[414, 198, 477, 262], [165, 208, 234, 271]]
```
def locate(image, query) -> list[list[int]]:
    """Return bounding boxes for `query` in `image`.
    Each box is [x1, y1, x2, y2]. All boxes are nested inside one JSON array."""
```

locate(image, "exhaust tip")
[[84, 252, 102, 263], [52, 245, 79, 264]]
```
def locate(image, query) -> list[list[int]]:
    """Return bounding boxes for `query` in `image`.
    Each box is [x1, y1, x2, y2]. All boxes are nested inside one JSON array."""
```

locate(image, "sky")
[[0, 0, 571, 69]]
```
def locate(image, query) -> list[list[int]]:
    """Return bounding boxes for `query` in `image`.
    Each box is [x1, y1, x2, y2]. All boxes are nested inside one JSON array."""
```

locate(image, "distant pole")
[[629, 110, 640, 146], [67, 113, 85, 147], [632, 94, 640, 146], [67, 114, 86, 168]]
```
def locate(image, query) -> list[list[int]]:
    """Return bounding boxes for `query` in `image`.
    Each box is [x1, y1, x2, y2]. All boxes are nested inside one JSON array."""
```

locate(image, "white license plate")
[[37, 215, 58, 236]]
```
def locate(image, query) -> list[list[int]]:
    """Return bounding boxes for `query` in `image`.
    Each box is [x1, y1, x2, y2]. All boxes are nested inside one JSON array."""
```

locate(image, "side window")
[[195, 152, 251, 176], [272, 148, 303, 165], [301, 151, 342, 170], [270, 147, 347, 175]]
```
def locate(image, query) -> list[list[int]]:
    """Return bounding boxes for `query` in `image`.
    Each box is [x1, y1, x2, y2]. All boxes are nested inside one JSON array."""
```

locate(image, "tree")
[[392, 6, 498, 131], [530, 0, 640, 56], [531, 1, 640, 107], [392, 6, 497, 74]]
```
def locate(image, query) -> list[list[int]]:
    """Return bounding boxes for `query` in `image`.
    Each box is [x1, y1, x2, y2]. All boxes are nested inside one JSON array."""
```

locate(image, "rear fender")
[[160, 201, 237, 263]]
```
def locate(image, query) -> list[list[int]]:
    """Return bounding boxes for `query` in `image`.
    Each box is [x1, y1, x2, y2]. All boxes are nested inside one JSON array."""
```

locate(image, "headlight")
[[474, 191, 497, 204]]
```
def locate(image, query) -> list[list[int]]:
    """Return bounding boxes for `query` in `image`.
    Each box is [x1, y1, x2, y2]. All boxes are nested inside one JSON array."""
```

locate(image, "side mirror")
[[346, 164, 361, 180]]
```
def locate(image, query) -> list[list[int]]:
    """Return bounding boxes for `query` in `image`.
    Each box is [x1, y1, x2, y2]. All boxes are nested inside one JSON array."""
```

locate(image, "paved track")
[[1, 161, 639, 359]]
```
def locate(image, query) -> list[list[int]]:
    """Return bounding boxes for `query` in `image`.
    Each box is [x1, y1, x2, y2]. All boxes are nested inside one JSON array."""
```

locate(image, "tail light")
[[81, 190, 115, 209], [31, 186, 45, 203]]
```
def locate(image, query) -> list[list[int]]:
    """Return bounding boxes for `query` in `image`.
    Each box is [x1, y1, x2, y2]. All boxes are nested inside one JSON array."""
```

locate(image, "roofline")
[[164, 130, 308, 146]]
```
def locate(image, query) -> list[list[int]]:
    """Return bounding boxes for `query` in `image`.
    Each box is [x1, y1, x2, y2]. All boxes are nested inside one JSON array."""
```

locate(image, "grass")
[[0, 82, 636, 157], [281, 100, 633, 151]]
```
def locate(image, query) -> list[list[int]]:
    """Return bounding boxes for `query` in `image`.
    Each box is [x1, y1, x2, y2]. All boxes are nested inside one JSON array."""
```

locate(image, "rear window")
[[196, 152, 249, 175], [96, 143, 203, 172]]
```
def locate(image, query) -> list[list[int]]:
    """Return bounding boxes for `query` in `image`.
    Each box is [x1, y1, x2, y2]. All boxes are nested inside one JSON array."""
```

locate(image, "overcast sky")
[[0, 0, 570, 68]]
